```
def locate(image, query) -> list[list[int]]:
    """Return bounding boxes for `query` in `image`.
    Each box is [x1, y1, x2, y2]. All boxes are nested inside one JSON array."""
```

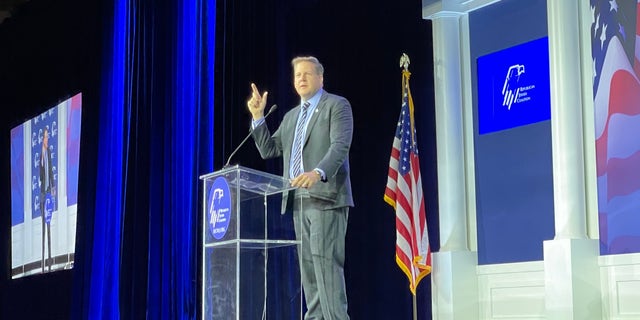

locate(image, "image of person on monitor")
[[40, 125, 55, 272]]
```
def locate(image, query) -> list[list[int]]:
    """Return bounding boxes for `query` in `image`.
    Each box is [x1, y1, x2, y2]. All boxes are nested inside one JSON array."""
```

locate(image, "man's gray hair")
[[291, 56, 324, 75]]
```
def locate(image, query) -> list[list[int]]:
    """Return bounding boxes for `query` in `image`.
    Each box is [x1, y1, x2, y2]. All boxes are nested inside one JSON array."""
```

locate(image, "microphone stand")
[[223, 104, 278, 168]]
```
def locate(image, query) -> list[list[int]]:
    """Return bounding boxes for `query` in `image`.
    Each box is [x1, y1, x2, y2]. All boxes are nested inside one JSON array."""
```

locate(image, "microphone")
[[224, 104, 278, 168]]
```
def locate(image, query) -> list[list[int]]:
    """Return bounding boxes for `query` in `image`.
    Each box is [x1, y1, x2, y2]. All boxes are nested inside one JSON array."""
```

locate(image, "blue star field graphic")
[[591, 0, 637, 97]]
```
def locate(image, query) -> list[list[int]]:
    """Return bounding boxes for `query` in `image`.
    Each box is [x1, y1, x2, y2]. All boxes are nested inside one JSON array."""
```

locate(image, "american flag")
[[591, 0, 640, 254], [384, 69, 431, 295]]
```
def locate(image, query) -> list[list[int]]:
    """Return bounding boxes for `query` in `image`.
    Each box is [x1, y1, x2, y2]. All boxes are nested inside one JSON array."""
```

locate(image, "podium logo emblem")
[[207, 177, 231, 239]]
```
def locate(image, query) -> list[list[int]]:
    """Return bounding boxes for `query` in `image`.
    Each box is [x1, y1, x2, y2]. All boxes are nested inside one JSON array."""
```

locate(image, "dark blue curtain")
[[71, 0, 215, 318]]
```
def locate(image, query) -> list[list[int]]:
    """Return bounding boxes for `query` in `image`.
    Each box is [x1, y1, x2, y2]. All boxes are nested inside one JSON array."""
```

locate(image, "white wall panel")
[[600, 254, 640, 319], [478, 262, 545, 319]]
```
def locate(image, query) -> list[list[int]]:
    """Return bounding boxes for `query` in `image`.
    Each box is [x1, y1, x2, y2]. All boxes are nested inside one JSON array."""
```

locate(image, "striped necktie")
[[290, 101, 310, 178]]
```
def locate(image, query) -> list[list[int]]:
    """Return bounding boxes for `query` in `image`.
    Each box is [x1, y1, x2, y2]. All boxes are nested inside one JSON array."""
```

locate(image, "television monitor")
[[476, 36, 551, 135], [10, 92, 82, 278]]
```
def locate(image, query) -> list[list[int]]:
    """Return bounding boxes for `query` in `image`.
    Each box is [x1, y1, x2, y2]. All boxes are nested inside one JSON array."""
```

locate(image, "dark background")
[[0, 0, 103, 319], [0, 0, 439, 318]]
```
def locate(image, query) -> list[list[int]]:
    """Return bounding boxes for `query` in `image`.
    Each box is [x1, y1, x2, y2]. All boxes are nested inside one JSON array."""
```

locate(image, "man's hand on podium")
[[290, 170, 321, 189]]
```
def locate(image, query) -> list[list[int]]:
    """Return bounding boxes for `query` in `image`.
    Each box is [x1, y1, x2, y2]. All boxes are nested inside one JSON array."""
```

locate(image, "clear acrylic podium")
[[200, 165, 302, 320]]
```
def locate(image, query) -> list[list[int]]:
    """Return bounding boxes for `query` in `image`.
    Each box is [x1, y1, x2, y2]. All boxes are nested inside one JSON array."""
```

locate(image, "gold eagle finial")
[[399, 53, 410, 71]]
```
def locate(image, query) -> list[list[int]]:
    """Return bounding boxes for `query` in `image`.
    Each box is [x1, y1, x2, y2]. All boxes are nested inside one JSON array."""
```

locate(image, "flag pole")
[[413, 293, 418, 320], [400, 52, 419, 320], [390, 52, 431, 319]]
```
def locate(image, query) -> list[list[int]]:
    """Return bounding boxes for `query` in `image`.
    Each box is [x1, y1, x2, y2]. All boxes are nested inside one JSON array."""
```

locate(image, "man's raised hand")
[[247, 83, 268, 120]]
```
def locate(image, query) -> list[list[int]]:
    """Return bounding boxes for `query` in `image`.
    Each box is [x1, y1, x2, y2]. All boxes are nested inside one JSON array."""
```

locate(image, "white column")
[[428, 11, 478, 320], [544, 0, 601, 319], [431, 12, 468, 253], [548, 0, 586, 241]]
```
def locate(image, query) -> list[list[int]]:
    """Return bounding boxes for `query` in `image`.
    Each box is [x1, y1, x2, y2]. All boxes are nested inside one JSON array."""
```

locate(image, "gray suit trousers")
[[293, 196, 349, 320]]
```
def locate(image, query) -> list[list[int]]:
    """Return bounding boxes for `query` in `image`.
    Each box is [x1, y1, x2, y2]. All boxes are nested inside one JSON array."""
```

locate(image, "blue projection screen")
[[470, 0, 554, 265], [10, 93, 82, 278], [477, 37, 551, 135]]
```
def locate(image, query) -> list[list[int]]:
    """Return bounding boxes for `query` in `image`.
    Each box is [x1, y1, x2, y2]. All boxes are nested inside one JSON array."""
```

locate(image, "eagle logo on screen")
[[501, 64, 526, 110], [34, 152, 40, 169], [207, 177, 231, 240], [44, 193, 54, 224], [52, 121, 58, 137]]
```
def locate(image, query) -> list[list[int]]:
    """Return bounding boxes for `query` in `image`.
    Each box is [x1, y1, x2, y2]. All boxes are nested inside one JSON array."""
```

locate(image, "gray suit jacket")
[[252, 90, 354, 212]]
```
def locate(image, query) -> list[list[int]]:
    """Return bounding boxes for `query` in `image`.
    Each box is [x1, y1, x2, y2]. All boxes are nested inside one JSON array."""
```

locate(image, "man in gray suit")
[[248, 56, 354, 319]]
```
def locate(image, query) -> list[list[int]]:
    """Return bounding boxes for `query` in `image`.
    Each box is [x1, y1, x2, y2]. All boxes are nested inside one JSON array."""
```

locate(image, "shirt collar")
[[301, 88, 323, 110]]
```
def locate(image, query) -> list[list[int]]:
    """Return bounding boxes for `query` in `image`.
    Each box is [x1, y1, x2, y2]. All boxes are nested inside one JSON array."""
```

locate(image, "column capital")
[[423, 0, 500, 19]]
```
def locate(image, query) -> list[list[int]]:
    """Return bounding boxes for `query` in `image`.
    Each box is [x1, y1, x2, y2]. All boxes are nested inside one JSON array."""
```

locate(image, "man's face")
[[293, 61, 323, 100], [43, 130, 48, 146]]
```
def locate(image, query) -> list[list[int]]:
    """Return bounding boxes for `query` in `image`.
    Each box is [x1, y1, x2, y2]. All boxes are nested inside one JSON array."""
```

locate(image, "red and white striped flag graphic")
[[384, 69, 431, 295]]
